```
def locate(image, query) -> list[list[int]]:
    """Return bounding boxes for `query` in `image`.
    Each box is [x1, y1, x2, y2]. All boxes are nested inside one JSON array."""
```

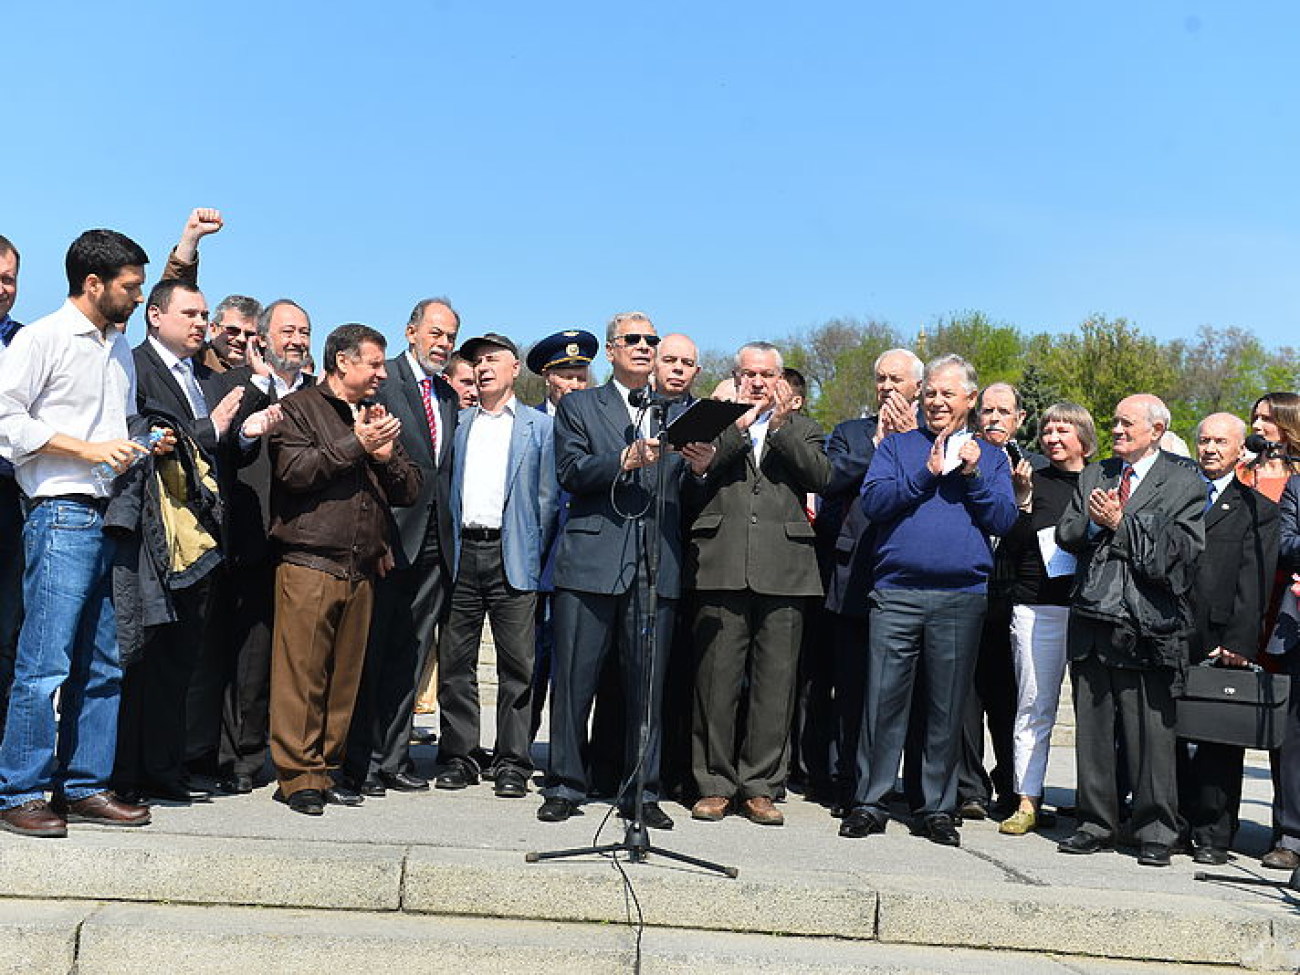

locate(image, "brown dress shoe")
[[1262, 846, 1300, 870], [52, 791, 151, 827], [741, 796, 784, 826], [691, 796, 730, 821], [0, 799, 68, 838]]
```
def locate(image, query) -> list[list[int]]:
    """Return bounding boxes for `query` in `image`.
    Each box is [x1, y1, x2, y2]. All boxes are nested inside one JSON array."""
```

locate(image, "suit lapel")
[[1206, 479, 1237, 529], [595, 382, 635, 445], [140, 341, 196, 422], [394, 355, 437, 465], [504, 407, 532, 502]]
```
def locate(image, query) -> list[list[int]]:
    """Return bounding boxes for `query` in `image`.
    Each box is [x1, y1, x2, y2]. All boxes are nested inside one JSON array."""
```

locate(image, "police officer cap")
[[526, 329, 598, 376]]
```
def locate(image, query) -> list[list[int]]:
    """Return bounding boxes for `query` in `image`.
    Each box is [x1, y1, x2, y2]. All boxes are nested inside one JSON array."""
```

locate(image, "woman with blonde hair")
[[998, 403, 1097, 836]]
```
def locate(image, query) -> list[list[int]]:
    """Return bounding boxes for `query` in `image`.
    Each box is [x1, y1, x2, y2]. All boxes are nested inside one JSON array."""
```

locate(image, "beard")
[[266, 344, 304, 375]]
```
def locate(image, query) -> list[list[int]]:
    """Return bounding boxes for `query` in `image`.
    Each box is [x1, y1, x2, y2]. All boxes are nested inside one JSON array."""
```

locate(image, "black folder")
[[663, 399, 751, 449]]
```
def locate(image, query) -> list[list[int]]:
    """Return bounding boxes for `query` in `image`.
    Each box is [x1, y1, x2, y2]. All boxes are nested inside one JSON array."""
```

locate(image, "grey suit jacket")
[[552, 381, 687, 598], [449, 402, 559, 592], [375, 354, 458, 570], [688, 412, 830, 597]]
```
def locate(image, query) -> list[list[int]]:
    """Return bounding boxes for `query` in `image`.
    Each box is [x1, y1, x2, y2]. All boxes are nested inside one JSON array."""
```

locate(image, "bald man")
[[1056, 394, 1205, 867]]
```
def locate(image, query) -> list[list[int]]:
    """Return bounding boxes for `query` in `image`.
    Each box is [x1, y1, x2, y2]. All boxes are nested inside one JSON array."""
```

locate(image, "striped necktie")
[[419, 377, 440, 458]]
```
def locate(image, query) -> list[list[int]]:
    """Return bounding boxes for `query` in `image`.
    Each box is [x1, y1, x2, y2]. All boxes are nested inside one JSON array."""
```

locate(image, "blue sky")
[[6, 2, 1298, 365]]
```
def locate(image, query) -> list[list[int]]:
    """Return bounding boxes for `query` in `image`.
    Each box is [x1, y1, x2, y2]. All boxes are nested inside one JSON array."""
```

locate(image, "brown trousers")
[[270, 562, 374, 795]]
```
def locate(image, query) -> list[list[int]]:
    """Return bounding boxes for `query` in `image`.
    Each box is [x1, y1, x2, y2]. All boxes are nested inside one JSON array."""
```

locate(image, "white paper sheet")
[[942, 431, 973, 474], [1037, 526, 1076, 578]]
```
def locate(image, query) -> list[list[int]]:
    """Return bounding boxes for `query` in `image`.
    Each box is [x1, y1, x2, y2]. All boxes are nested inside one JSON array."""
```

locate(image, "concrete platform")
[[0, 706, 1294, 972]]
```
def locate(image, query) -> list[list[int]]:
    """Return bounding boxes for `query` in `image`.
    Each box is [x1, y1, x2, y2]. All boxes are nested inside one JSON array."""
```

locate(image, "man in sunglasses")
[[538, 312, 710, 830]]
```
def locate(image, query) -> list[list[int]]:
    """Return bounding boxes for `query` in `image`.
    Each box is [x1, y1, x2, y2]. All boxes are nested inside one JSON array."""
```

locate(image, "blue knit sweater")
[[860, 427, 1019, 593]]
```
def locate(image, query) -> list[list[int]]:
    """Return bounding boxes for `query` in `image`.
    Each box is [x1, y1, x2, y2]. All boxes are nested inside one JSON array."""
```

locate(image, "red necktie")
[[1118, 465, 1134, 506], [419, 378, 440, 457]]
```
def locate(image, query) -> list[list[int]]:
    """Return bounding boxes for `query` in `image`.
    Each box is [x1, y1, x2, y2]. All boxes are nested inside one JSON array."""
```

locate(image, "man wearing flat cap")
[[434, 333, 558, 797]]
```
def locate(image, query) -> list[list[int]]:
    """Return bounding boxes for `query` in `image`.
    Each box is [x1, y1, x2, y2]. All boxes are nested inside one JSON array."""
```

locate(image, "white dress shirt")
[[406, 350, 447, 465], [749, 409, 774, 458], [460, 396, 517, 530], [147, 335, 208, 419], [251, 369, 306, 401], [611, 378, 653, 438], [0, 300, 137, 499]]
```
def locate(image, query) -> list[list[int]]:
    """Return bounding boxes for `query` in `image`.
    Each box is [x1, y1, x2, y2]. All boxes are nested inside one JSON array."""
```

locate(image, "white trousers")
[[1010, 603, 1071, 798]]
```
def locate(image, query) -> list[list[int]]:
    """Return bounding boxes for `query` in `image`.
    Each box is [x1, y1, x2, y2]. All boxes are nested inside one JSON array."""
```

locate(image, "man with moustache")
[[688, 342, 829, 826], [1056, 394, 1204, 867], [113, 280, 247, 802], [434, 333, 557, 797], [343, 299, 459, 798], [0, 229, 156, 836], [1177, 412, 1277, 866], [0, 235, 24, 730], [538, 312, 711, 828], [839, 355, 1017, 846], [957, 382, 1047, 821], [268, 325, 421, 815], [201, 299, 312, 794], [814, 348, 922, 812]]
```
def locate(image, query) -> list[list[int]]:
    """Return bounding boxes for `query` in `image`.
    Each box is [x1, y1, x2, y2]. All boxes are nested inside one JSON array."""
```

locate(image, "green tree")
[[924, 311, 1026, 388], [1037, 316, 1178, 455]]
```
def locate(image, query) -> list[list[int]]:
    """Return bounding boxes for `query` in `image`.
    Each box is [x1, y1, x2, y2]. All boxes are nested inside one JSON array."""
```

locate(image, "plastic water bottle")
[[90, 429, 166, 492]]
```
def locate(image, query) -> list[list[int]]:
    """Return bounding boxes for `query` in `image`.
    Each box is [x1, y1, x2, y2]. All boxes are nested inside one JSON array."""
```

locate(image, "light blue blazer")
[[449, 401, 559, 592]]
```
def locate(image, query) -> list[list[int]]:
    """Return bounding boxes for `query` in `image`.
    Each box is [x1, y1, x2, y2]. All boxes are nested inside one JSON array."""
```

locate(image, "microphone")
[[628, 387, 679, 409], [1246, 433, 1280, 454]]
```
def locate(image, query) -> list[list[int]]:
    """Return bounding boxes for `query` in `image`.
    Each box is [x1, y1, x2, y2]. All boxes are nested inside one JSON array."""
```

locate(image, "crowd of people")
[[0, 211, 1298, 876]]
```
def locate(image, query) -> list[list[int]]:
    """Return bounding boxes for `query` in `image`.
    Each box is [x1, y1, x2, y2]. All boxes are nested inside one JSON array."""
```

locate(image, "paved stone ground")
[[1, 629, 1296, 972]]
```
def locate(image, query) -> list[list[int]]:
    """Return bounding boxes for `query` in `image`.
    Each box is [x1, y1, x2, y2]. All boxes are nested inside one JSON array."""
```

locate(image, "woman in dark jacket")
[[998, 403, 1097, 835]]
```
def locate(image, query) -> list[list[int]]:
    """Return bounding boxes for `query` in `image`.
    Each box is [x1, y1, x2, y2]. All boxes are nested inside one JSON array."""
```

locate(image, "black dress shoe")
[[1058, 830, 1111, 855], [215, 774, 254, 795], [273, 788, 325, 816], [380, 770, 430, 792], [324, 785, 364, 807], [839, 808, 887, 838], [435, 758, 479, 791], [145, 779, 213, 802], [1192, 846, 1229, 866], [359, 776, 387, 798], [494, 768, 528, 799], [958, 798, 989, 821], [638, 802, 674, 830], [1138, 842, 1172, 867], [918, 813, 961, 847], [537, 796, 579, 822]]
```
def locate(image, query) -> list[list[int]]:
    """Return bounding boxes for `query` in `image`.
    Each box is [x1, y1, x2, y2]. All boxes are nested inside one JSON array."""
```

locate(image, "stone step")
[[0, 831, 1295, 971], [0, 898, 1277, 975]]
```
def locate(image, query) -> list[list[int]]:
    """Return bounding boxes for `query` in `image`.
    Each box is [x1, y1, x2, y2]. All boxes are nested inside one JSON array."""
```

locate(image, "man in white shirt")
[[0, 229, 157, 837], [0, 235, 24, 732], [435, 333, 557, 798]]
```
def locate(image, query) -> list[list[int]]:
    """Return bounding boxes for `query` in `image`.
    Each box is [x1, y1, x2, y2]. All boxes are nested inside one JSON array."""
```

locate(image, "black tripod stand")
[[526, 397, 737, 878]]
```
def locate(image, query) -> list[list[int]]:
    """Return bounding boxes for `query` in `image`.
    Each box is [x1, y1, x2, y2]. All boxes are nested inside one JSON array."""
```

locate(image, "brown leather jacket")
[[268, 382, 422, 580]]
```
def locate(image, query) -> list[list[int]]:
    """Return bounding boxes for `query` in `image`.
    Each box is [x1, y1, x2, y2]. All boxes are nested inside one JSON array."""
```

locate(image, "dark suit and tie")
[[1057, 427, 1205, 861], [344, 351, 457, 792], [540, 379, 688, 820], [113, 332, 231, 799], [1177, 473, 1277, 858]]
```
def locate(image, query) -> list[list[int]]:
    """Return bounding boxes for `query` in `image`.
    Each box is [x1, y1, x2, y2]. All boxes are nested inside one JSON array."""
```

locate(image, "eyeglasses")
[[613, 333, 661, 348]]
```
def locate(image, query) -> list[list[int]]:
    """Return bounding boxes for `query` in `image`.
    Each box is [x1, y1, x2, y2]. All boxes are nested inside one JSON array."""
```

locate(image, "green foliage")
[[684, 312, 1292, 452]]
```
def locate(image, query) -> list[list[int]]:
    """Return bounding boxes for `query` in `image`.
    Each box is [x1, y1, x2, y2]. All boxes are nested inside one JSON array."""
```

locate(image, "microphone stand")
[[527, 399, 737, 878]]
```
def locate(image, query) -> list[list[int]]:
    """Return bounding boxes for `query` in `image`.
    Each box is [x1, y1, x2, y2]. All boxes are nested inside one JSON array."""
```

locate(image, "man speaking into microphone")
[[538, 312, 712, 829]]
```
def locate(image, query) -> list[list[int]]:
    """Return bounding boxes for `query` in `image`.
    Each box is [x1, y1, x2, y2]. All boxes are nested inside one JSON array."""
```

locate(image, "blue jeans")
[[0, 499, 120, 806]]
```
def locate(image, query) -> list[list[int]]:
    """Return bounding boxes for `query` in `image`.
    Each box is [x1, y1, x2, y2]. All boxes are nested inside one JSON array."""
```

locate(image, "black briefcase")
[[1177, 663, 1291, 750]]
